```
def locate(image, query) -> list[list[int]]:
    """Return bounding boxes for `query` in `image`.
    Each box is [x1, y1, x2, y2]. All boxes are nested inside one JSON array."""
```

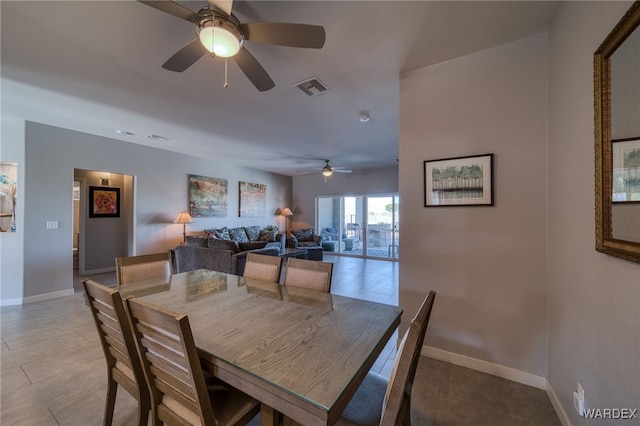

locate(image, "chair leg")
[[103, 379, 117, 426]]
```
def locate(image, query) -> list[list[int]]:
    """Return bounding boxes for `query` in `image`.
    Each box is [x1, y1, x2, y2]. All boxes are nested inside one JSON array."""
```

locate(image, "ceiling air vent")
[[146, 134, 170, 142], [294, 77, 329, 97]]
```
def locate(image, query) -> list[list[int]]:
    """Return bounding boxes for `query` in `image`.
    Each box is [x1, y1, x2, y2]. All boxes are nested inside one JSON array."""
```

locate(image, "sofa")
[[287, 228, 323, 248], [173, 225, 285, 275]]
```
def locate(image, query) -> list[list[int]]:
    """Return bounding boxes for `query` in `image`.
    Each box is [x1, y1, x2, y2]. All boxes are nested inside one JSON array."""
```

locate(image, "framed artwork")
[[424, 153, 494, 207], [189, 175, 228, 218], [0, 162, 18, 232], [239, 181, 266, 217], [89, 186, 120, 217], [612, 138, 640, 203]]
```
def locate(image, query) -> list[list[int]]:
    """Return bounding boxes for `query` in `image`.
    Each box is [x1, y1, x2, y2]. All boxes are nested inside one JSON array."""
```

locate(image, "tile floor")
[[1, 255, 560, 425]]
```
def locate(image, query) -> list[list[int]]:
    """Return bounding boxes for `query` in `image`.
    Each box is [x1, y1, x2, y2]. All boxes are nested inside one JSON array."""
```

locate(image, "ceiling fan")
[[138, 0, 326, 91], [321, 159, 352, 177]]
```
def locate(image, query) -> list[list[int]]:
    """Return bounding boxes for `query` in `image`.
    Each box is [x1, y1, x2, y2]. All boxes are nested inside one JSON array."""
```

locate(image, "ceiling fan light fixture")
[[198, 19, 243, 57], [322, 165, 333, 177]]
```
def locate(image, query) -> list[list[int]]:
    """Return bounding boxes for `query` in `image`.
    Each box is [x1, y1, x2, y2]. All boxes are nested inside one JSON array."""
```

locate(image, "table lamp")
[[173, 211, 195, 244]]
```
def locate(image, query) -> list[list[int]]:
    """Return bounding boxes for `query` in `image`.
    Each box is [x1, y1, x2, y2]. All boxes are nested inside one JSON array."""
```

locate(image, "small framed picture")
[[89, 186, 120, 218], [424, 154, 494, 207], [612, 138, 640, 203]]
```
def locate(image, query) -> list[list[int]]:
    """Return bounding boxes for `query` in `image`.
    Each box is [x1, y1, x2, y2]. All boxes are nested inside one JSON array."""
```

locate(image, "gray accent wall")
[[8, 121, 291, 300], [400, 32, 549, 377]]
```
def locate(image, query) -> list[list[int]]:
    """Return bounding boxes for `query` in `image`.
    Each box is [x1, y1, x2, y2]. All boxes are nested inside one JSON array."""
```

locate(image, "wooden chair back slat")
[[284, 257, 334, 292], [153, 372, 201, 412], [96, 310, 121, 334], [107, 344, 134, 369], [145, 346, 192, 386], [82, 279, 150, 426], [103, 332, 127, 354], [136, 320, 185, 354]]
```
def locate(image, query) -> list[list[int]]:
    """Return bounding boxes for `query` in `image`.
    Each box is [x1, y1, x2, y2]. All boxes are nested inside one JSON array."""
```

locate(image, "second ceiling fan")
[[139, 0, 326, 91], [321, 159, 352, 177]]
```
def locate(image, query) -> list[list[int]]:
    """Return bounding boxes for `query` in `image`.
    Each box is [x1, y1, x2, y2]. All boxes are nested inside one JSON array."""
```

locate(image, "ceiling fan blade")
[[233, 47, 275, 92], [138, 1, 198, 23], [241, 23, 326, 48], [208, 0, 233, 15], [333, 169, 352, 173], [162, 39, 207, 72]]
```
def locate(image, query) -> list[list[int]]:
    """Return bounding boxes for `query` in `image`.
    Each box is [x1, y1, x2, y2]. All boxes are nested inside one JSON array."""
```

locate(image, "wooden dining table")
[[119, 269, 403, 426]]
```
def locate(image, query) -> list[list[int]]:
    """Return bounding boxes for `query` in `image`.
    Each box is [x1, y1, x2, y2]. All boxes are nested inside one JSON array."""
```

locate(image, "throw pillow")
[[259, 229, 277, 242], [293, 228, 314, 241], [212, 227, 231, 240], [243, 226, 261, 241], [229, 227, 250, 243]]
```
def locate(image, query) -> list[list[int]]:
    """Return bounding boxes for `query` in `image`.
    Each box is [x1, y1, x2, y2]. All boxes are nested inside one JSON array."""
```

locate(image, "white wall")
[[399, 33, 549, 380], [16, 122, 291, 302], [291, 167, 398, 230], [547, 2, 639, 424]]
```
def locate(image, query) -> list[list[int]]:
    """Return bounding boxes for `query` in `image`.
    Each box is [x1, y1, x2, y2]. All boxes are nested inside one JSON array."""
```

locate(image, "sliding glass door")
[[317, 194, 399, 260], [365, 195, 399, 259]]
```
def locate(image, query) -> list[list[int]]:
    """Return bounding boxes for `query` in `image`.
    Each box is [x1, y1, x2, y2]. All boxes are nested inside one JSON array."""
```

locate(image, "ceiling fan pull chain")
[[224, 58, 229, 88]]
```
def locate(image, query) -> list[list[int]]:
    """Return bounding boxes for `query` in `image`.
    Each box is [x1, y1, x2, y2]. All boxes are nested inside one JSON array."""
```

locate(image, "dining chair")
[[283, 257, 334, 292], [82, 279, 150, 426], [125, 296, 260, 426], [115, 252, 172, 286], [243, 252, 283, 283], [337, 290, 437, 426]]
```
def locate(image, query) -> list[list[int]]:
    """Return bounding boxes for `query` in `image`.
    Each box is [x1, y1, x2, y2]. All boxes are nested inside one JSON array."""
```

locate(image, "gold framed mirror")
[[594, 1, 640, 264]]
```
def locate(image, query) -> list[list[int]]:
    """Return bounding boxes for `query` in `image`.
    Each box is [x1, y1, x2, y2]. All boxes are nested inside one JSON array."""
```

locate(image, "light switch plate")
[[45, 221, 58, 229]]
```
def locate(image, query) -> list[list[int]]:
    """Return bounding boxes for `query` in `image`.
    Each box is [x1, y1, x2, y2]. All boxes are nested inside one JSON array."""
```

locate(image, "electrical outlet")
[[574, 383, 585, 416], [578, 383, 585, 401]]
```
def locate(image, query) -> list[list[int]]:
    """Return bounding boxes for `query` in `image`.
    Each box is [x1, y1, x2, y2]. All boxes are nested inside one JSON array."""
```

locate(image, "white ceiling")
[[1, 1, 558, 176]]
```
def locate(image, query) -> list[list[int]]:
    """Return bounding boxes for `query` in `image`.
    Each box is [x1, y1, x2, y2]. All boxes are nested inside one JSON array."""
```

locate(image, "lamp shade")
[[173, 212, 195, 224], [281, 207, 293, 216], [198, 22, 242, 57]]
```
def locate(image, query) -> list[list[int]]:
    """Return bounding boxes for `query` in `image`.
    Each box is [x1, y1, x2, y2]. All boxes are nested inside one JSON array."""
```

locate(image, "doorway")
[[73, 180, 80, 271], [316, 194, 399, 260], [73, 169, 135, 276]]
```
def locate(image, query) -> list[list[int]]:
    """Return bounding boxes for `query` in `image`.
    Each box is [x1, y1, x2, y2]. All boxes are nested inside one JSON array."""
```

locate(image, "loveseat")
[[174, 226, 285, 275], [287, 228, 323, 248], [320, 227, 345, 252]]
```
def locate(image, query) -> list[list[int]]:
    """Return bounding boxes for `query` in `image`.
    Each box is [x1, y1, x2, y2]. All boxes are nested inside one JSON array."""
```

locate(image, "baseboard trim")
[[546, 379, 572, 426], [0, 297, 23, 306], [421, 345, 547, 389], [22, 289, 74, 304]]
